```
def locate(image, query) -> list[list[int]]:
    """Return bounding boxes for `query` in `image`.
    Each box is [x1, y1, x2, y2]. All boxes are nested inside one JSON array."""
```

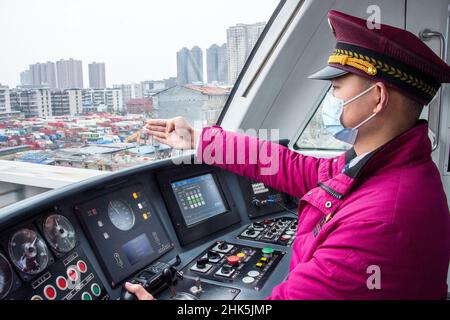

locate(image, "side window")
[[295, 87, 350, 151]]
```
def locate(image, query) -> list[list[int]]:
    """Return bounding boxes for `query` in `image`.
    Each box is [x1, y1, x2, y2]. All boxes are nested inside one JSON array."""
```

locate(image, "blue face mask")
[[321, 85, 377, 145]]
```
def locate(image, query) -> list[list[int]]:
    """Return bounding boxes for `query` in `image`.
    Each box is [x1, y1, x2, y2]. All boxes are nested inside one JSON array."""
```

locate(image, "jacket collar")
[[343, 119, 431, 180]]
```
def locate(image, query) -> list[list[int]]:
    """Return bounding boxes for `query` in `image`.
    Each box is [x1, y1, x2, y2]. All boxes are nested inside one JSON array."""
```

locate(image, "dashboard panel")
[[157, 165, 241, 246], [0, 155, 297, 300], [0, 210, 108, 300], [75, 184, 173, 287]]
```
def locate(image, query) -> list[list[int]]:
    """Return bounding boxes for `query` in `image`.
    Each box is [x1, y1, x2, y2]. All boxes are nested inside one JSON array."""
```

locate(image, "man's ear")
[[374, 82, 389, 112]]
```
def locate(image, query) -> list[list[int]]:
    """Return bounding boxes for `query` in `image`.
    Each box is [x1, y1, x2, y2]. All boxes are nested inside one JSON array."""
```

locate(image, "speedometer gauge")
[[108, 200, 135, 231], [43, 214, 77, 253], [0, 253, 13, 299], [8, 228, 49, 275]]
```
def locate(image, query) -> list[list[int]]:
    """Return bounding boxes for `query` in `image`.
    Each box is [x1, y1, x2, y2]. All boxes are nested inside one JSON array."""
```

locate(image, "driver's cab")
[[0, 0, 448, 301]]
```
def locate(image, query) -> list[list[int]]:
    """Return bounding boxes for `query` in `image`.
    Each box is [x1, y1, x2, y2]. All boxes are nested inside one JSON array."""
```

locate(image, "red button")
[[263, 219, 271, 225], [77, 260, 87, 273], [226, 255, 240, 266], [56, 276, 67, 290], [67, 268, 79, 282], [44, 285, 56, 300]]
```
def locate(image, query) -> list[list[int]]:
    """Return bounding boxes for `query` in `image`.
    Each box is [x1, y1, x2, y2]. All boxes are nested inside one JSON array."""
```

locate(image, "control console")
[[183, 241, 285, 291], [237, 217, 297, 246]]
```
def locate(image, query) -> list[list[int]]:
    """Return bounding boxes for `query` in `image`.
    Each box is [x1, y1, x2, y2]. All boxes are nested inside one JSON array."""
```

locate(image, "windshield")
[[295, 86, 350, 152], [0, 0, 280, 206]]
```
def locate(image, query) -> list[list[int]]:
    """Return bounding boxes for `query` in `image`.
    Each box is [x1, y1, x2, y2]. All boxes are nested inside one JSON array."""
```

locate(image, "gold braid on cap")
[[328, 54, 378, 76], [330, 48, 438, 97]]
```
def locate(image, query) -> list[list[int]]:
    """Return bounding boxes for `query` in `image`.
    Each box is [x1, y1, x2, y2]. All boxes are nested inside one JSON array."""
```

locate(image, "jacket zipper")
[[317, 182, 344, 200]]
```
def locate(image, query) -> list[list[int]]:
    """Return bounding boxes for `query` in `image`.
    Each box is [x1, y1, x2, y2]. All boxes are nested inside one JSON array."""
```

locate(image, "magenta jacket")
[[196, 120, 449, 299]]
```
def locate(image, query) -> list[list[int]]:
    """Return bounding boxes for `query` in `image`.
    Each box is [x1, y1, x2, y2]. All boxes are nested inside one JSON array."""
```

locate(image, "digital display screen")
[[171, 173, 228, 227], [122, 234, 154, 265]]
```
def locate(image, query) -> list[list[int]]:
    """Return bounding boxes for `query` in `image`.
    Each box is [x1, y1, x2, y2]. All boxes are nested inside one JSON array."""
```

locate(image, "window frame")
[[292, 83, 350, 153]]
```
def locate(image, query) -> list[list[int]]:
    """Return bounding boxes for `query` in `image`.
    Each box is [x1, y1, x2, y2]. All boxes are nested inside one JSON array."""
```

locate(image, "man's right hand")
[[124, 282, 155, 300], [145, 117, 199, 150]]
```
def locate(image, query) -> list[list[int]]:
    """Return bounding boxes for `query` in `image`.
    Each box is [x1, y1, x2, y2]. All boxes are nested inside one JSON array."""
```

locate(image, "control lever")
[[121, 255, 182, 300], [120, 279, 140, 300], [171, 255, 182, 268], [162, 268, 177, 298]]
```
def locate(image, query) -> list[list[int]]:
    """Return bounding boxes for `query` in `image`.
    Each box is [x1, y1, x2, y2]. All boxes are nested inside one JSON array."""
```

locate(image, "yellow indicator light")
[[237, 252, 246, 258], [132, 192, 138, 199], [260, 257, 268, 262], [143, 213, 149, 220]]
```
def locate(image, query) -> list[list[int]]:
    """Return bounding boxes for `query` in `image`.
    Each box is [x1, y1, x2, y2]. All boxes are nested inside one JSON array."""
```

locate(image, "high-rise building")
[[10, 89, 52, 118], [88, 62, 106, 89], [207, 43, 228, 84], [0, 84, 12, 114], [226, 22, 266, 84], [177, 46, 204, 85], [20, 70, 32, 86], [29, 62, 57, 89], [56, 58, 84, 89], [51, 89, 83, 116]]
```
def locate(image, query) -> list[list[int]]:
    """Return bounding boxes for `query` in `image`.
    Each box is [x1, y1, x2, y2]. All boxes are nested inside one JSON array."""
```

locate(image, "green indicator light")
[[82, 292, 92, 300]]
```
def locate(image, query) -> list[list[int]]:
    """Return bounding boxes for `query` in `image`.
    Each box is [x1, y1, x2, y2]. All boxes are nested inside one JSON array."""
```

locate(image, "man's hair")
[[405, 97, 424, 119]]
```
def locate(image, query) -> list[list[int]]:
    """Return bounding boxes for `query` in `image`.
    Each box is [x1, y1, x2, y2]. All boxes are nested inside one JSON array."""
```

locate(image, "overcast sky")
[[0, 0, 279, 88]]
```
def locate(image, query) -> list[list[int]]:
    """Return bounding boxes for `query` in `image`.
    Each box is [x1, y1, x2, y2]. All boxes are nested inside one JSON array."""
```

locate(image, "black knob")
[[247, 227, 255, 235], [207, 250, 220, 260], [217, 241, 228, 250], [221, 264, 233, 274], [253, 221, 263, 228], [196, 258, 209, 269]]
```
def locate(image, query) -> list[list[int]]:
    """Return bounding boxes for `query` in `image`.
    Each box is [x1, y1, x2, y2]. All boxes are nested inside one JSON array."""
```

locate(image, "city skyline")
[[7, 25, 264, 90], [9, 19, 267, 91], [0, 0, 279, 87]]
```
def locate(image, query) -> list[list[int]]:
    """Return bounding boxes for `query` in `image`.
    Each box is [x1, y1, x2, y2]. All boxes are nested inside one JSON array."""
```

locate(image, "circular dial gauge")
[[108, 200, 135, 231], [0, 253, 14, 300], [8, 229, 49, 275], [43, 214, 77, 253]]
